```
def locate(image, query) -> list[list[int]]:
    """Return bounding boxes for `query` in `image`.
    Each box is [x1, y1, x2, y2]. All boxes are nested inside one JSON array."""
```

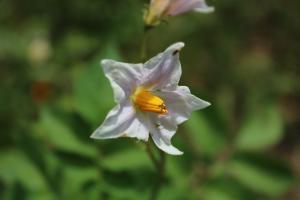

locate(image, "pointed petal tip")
[[90, 129, 109, 139], [176, 42, 185, 48], [90, 130, 114, 140], [173, 150, 184, 156], [100, 59, 112, 66], [193, 99, 212, 110], [194, 6, 215, 13], [90, 131, 99, 139], [100, 59, 116, 73], [206, 101, 212, 107], [158, 143, 184, 155], [200, 100, 211, 109], [90, 134, 96, 139], [166, 42, 185, 53], [167, 149, 184, 156]]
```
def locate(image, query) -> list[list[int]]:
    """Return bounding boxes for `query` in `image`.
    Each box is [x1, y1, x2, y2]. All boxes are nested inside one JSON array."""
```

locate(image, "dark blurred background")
[[1, 0, 299, 199]]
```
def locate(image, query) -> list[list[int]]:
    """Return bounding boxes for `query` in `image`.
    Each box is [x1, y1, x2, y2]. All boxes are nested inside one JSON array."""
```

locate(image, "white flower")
[[144, 0, 214, 26], [91, 42, 210, 155]]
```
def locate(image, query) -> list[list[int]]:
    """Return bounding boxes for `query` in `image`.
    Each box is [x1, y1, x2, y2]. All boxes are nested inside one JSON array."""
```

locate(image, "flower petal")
[[90, 101, 136, 139], [121, 114, 149, 141], [156, 86, 211, 124], [193, 0, 215, 13], [149, 0, 170, 18], [166, 0, 214, 16], [101, 59, 143, 103], [143, 113, 183, 155], [142, 42, 184, 90]]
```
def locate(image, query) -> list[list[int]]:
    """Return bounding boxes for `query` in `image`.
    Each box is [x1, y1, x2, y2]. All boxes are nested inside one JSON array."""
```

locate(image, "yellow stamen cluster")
[[132, 88, 168, 114]]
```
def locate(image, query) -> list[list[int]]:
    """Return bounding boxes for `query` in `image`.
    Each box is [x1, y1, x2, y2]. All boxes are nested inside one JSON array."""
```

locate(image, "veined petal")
[[121, 114, 149, 141], [90, 101, 136, 139], [101, 59, 143, 103], [143, 113, 183, 155], [156, 86, 211, 124], [142, 42, 184, 90]]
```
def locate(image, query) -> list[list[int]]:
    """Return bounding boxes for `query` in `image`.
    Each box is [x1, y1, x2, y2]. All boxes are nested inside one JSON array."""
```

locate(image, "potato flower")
[[144, 0, 214, 26], [91, 42, 210, 155]]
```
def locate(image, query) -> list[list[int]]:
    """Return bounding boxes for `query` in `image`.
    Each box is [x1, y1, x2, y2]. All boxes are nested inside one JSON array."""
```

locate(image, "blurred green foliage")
[[1, 0, 299, 199]]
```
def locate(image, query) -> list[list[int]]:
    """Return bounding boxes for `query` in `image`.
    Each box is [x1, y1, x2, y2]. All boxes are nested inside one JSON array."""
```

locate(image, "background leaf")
[[227, 154, 295, 197], [235, 104, 283, 151], [37, 108, 97, 158], [184, 112, 226, 157], [0, 150, 51, 195], [101, 148, 151, 172]]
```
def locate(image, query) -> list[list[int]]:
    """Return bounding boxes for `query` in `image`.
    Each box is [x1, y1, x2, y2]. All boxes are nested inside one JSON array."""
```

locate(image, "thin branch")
[[140, 25, 152, 62], [146, 142, 166, 200], [145, 141, 159, 169]]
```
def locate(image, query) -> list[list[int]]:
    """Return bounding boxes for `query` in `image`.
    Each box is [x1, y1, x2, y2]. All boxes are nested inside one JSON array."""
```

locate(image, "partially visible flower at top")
[[144, 0, 214, 26], [91, 42, 210, 155]]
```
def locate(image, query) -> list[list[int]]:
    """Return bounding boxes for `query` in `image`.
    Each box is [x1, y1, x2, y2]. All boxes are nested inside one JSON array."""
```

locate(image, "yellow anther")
[[132, 88, 168, 114]]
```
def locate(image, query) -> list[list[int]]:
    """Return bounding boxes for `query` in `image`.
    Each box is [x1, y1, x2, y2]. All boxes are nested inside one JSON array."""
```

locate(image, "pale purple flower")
[[91, 42, 210, 155], [166, 0, 214, 16], [144, 0, 214, 26]]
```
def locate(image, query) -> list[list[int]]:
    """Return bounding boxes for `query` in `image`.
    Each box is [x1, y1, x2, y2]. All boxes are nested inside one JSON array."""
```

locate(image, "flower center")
[[132, 88, 168, 114]]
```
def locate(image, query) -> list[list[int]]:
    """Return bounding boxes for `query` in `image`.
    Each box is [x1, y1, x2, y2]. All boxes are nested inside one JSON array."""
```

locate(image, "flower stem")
[[145, 142, 166, 200], [146, 141, 159, 168], [150, 150, 165, 200], [140, 26, 152, 62]]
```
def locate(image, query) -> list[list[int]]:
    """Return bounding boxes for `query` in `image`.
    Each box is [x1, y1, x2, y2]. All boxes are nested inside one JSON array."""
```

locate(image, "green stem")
[[145, 142, 166, 200], [146, 141, 159, 169], [140, 26, 152, 62], [150, 150, 165, 200]]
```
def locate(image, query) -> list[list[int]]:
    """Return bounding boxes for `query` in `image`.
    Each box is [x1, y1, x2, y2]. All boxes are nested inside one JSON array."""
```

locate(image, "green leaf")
[[101, 148, 151, 172], [101, 147, 153, 200], [159, 186, 194, 200], [235, 104, 283, 151], [73, 45, 120, 125], [38, 108, 97, 158], [0, 149, 50, 193], [58, 31, 99, 59], [160, 157, 197, 199], [200, 178, 255, 200], [166, 157, 190, 188], [184, 113, 225, 157], [61, 166, 101, 199], [227, 155, 295, 197], [201, 185, 239, 200], [27, 192, 56, 200]]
